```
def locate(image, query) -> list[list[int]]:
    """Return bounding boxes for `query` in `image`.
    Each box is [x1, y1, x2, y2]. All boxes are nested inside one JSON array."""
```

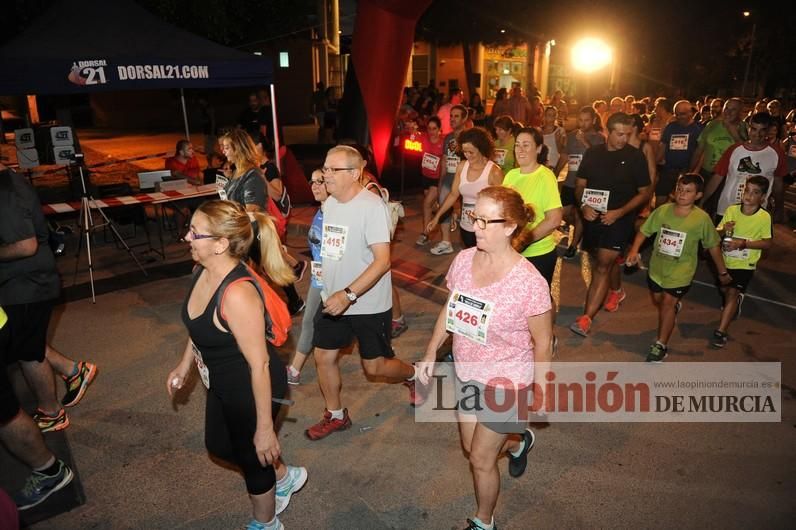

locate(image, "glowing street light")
[[571, 38, 612, 72]]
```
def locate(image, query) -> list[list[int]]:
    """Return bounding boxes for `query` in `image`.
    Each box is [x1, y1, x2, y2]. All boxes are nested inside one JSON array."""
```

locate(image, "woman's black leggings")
[[204, 353, 287, 495]]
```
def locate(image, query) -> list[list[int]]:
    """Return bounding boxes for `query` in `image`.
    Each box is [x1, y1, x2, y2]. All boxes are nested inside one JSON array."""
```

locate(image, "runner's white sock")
[[509, 436, 526, 458], [471, 516, 494, 529], [328, 409, 344, 420], [34, 456, 57, 473]]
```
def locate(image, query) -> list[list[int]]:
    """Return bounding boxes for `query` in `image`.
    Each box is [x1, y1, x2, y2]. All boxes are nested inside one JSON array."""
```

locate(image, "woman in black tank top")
[[167, 200, 304, 530]]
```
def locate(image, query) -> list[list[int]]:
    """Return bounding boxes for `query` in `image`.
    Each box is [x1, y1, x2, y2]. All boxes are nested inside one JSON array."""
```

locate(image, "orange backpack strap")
[[215, 266, 272, 339]]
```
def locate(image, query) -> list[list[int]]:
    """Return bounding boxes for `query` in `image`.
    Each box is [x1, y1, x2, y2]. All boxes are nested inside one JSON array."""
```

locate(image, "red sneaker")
[[404, 379, 427, 407], [305, 409, 352, 440], [603, 289, 626, 313], [569, 315, 592, 337]]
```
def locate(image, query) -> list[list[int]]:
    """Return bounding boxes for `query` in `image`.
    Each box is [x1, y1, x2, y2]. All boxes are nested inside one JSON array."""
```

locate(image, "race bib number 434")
[[657, 227, 686, 258], [320, 223, 348, 260], [445, 290, 495, 345]]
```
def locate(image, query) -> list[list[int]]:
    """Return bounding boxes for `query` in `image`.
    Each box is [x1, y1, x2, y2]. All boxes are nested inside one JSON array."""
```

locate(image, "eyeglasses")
[[321, 167, 356, 175], [467, 211, 506, 230], [187, 229, 219, 241], [310, 177, 325, 185]]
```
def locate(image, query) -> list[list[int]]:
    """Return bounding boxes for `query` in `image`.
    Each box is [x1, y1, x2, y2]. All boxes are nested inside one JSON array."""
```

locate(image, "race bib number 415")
[[445, 290, 495, 345], [320, 223, 348, 260]]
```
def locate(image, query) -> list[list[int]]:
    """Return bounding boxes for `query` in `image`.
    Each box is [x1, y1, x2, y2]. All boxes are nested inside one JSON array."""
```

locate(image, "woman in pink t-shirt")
[[418, 186, 553, 530]]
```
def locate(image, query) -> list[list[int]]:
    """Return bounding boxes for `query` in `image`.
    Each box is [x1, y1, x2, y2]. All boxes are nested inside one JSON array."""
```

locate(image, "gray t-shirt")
[[321, 188, 392, 315], [564, 130, 605, 188], [0, 169, 60, 305]]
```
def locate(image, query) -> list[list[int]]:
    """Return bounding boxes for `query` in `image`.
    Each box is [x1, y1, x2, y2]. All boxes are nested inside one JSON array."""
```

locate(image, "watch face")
[[346, 292, 356, 301]]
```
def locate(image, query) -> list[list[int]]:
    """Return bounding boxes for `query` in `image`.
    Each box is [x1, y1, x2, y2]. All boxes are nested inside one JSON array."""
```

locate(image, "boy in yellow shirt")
[[711, 176, 773, 348]]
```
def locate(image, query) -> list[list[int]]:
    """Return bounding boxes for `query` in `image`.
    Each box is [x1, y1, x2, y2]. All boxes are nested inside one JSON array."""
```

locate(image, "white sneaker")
[[275, 465, 308, 515], [415, 233, 429, 246], [430, 241, 454, 255]]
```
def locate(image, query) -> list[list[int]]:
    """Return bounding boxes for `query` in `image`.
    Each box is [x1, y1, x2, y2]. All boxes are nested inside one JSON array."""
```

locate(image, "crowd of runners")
[[1, 88, 791, 529]]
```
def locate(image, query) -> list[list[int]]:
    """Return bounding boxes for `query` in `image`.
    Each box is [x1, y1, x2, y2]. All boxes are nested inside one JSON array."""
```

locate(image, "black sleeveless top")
[[181, 262, 285, 383]]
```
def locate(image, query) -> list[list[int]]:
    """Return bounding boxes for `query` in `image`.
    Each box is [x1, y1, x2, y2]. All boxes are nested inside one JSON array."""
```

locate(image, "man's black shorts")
[[313, 307, 395, 360], [582, 214, 636, 253]]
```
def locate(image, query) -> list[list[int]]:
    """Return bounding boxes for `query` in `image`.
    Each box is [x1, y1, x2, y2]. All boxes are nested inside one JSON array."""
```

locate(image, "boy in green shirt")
[[626, 174, 731, 362], [711, 176, 772, 348]]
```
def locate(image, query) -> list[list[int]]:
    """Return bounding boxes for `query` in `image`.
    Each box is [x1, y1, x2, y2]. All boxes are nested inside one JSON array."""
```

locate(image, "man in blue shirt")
[[656, 100, 702, 206]]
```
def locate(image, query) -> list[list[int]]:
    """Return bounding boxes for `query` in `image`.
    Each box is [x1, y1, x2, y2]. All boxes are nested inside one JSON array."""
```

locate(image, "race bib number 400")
[[320, 223, 348, 260], [657, 227, 687, 258], [445, 291, 495, 345], [582, 188, 610, 213]]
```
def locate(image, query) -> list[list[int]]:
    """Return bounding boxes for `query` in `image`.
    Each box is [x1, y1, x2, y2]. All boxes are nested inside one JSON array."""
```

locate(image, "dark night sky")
[[2, 0, 791, 97]]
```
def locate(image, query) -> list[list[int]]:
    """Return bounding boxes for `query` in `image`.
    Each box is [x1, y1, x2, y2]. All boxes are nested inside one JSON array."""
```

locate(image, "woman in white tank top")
[[427, 127, 504, 249]]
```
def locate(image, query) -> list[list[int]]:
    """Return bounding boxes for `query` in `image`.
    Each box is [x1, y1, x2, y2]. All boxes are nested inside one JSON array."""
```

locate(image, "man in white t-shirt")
[[705, 112, 787, 219], [305, 146, 419, 441]]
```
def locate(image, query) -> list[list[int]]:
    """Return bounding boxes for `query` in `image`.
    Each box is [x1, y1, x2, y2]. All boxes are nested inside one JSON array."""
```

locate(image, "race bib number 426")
[[445, 290, 495, 345]]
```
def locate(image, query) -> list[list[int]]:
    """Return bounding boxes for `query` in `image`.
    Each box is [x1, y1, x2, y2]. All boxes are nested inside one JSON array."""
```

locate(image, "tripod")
[[73, 158, 147, 303]]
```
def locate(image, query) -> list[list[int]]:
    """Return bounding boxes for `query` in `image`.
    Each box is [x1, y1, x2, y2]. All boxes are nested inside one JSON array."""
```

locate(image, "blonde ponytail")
[[250, 212, 296, 286]]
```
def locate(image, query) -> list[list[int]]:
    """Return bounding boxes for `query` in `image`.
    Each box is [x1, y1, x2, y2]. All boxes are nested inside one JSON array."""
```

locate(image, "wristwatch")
[[344, 287, 357, 303]]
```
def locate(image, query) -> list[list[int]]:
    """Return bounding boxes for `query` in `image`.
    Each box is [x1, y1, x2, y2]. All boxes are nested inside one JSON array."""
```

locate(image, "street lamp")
[[571, 38, 612, 73], [741, 11, 756, 97], [572, 38, 613, 102]]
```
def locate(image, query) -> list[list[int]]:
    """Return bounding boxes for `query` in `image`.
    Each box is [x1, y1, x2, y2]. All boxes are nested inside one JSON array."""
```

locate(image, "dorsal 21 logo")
[[68, 60, 108, 86]]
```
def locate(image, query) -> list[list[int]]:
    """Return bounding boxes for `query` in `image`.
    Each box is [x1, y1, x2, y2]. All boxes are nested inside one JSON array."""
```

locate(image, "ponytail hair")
[[196, 200, 296, 286], [515, 127, 548, 164], [476, 186, 536, 251], [250, 211, 296, 286]]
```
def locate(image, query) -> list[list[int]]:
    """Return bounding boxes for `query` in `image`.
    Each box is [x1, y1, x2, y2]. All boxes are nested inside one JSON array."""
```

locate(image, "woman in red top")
[[416, 116, 445, 246]]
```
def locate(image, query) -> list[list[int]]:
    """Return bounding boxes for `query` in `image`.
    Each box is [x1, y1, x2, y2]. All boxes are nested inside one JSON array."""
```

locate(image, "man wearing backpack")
[[305, 146, 420, 441]]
